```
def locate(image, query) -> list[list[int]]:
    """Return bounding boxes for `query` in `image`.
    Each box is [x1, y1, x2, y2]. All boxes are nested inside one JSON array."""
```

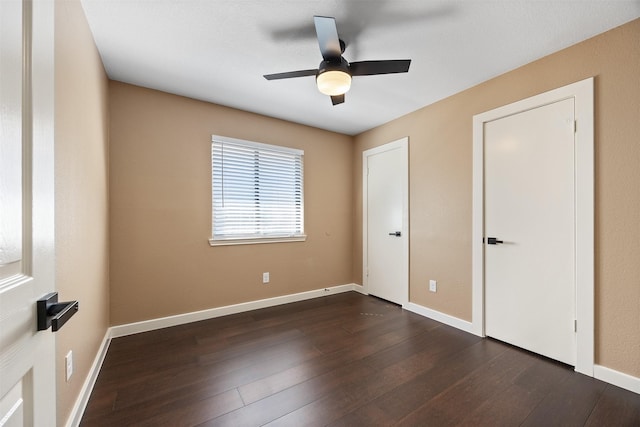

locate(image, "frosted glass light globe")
[[317, 70, 351, 96]]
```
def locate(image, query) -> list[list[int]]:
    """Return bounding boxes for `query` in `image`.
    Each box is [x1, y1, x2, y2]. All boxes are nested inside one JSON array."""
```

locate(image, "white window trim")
[[208, 235, 306, 247], [209, 135, 306, 246]]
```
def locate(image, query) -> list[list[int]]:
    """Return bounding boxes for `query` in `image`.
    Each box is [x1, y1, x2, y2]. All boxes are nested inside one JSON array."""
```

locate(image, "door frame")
[[362, 137, 409, 306], [471, 78, 594, 375]]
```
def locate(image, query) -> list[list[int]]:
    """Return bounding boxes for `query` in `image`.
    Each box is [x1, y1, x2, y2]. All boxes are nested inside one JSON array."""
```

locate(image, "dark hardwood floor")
[[81, 292, 640, 426]]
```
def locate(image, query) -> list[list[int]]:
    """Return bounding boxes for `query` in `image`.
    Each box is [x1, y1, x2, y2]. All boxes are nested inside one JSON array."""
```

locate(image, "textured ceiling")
[[81, 0, 640, 135]]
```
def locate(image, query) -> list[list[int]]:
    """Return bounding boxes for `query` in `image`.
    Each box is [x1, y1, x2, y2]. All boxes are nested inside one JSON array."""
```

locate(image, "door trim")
[[472, 78, 594, 375], [362, 137, 409, 306]]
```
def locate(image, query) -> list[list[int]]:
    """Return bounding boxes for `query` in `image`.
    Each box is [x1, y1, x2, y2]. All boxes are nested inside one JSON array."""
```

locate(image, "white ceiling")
[[80, 0, 640, 135]]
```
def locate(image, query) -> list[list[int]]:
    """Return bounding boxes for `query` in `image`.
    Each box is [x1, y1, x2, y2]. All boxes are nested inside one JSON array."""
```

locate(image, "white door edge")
[[472, 78, 594, 375], [0, 0, 57, 424], [362, 137, 409, 306]]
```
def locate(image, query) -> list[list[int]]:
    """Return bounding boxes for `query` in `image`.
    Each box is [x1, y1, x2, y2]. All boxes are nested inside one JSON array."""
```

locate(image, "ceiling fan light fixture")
[[317, 70, 351, 96], [316, 58, 351, 96], [263, 16, 411, 106]]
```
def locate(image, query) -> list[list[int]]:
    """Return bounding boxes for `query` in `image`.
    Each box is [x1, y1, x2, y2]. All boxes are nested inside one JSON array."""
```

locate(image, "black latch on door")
[[388, 231, 402, 237], [37, 292, 79, 332], [487, 237, 504, 245]]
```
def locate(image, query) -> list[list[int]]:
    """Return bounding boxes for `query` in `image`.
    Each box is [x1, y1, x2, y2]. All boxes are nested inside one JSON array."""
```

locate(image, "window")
[[210, 135, 305, 245]]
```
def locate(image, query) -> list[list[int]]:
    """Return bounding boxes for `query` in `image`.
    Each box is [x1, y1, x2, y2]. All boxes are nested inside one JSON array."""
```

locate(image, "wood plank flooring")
[[80, 292, 640, 426]]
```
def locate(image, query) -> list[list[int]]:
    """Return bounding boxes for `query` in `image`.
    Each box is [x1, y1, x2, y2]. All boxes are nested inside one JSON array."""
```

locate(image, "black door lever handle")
[[389, 231, 401, 237], [37, 292, 79, 332], [487, 237, 503, 245]]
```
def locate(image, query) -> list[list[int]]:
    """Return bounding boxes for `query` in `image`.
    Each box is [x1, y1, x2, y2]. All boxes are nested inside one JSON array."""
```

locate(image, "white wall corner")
[[351, 283, 367, 295]]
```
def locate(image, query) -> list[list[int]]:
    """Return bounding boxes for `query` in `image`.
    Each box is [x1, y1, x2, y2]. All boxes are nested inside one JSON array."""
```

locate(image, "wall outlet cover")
[[429, 280, 437, 292], [65, 350, 73, 381]]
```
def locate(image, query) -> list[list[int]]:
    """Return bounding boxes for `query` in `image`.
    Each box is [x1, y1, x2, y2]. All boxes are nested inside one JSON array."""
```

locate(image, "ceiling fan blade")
[[263, 69, 318, 80], [350, 60, 411, 76], [314, 16, 342, 60], [331, 94, 345, 105]]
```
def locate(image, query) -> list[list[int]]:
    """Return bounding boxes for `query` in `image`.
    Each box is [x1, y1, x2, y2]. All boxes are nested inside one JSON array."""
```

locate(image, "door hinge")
[[574, 319, 577, 332], [574, 120, 577, 133]]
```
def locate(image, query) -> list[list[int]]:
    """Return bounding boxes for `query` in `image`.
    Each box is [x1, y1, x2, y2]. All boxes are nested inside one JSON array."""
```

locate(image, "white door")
[[363, 138, 408, 305], [484, 98, 576, 365], [0, 0, 56, 425]]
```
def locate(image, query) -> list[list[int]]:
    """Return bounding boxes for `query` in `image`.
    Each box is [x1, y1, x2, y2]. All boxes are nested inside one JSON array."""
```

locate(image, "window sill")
[[208, 235, 307, 246]]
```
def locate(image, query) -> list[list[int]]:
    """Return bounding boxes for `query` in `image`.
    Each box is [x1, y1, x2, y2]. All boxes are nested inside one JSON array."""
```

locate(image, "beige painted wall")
[[109, 83, 353, 325], [54, 0, 110, 425], [353, 19, 640, 378]]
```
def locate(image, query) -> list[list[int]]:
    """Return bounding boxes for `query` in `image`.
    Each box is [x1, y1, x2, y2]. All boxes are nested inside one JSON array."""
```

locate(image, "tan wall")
[[353, 19, 640, 377], [109, 83, 353, 325], [54, 0, 111, 425]]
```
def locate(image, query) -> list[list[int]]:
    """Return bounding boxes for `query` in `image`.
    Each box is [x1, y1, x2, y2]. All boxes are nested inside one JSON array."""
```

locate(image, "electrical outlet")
[[262, 272, 270, 284], [429, 280, 437, 293], [65, 350, 73, 382]]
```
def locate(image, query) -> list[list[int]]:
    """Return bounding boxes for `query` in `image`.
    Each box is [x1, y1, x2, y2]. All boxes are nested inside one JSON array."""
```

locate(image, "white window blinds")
[[211, 136, 305, 244]]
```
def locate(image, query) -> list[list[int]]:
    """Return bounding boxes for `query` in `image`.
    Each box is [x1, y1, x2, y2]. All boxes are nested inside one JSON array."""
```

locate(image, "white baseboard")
[[404, 302, 477, 336], [111, 283, 362, 338], [65, 330, 112, 427], [594, 364, 640, 395], [352, 284, 368, 295]]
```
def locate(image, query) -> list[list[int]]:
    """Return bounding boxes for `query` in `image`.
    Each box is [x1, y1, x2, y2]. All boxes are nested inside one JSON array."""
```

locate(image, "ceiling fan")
[[264, 16, 411, 105]]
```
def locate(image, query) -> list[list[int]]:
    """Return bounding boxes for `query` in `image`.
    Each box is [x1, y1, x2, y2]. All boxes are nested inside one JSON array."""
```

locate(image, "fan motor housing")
[[318, 57, 350, 76]]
